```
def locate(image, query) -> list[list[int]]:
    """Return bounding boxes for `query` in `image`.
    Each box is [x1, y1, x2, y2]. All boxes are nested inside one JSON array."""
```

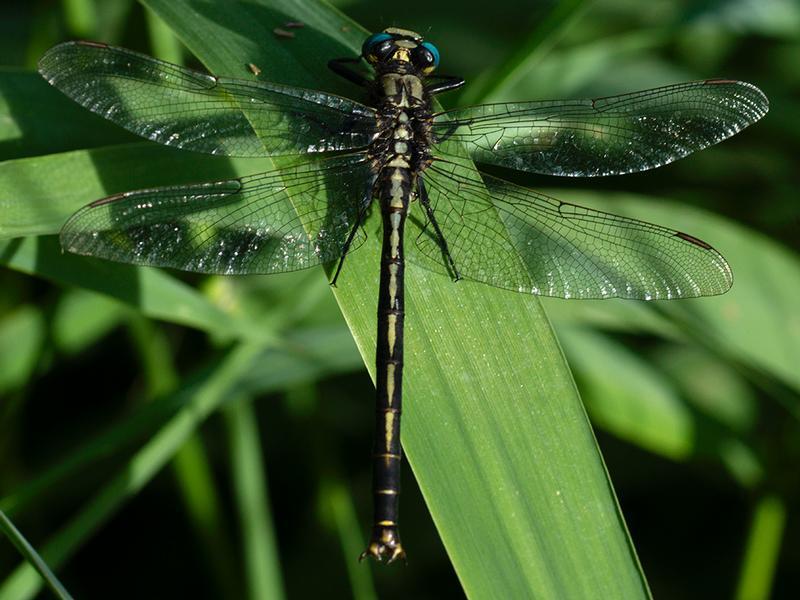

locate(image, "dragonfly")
[[39, 27, 768, 563]]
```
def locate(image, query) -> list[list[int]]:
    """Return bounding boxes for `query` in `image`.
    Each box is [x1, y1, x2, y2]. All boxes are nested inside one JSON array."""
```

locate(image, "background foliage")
[[1, 0, 798, 598]]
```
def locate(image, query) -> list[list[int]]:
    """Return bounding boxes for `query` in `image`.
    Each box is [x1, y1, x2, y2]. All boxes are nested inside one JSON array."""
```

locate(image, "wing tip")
[[703, 78, 770, 119], [672, 230, 734, 294], [38, 40, 107, 80]]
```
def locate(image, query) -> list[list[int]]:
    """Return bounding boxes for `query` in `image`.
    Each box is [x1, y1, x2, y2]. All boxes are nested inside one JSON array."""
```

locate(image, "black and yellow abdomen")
[[362, 67, 432, 562]]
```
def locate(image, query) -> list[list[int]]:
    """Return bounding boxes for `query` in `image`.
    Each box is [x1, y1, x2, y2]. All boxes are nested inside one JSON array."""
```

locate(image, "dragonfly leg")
[[330, 192, 372, 287], [426, 75, 465, 95], [418, 177, 461, 281], [328, 57, 369, 87], [431, 118, 463, 144]]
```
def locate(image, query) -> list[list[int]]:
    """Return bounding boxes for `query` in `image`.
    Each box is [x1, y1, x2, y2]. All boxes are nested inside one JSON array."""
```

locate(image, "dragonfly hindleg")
[[418, 177, 461, 281], [330, 190, 373, 287]]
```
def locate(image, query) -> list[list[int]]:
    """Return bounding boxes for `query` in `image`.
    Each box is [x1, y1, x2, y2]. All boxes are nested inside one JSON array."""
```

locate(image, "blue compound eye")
[[362, 32, 392, 57], [421, 41, 440, 67]]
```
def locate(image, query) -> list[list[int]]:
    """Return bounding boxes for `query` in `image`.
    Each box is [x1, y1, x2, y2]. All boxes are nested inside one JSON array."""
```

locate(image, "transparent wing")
[[61, 154, 375, 275], [412, 159, 732, 299], [39, 41, 378, 157], [432, 80, 768, 176]]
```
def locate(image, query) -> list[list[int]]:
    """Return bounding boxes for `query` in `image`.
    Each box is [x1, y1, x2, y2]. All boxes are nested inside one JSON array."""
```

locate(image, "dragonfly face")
[[38, 28, 768, 565], [361, 28, 440, 75]]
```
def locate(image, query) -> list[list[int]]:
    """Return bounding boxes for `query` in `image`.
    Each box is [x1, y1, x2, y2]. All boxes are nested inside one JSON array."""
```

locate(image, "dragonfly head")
[[362, 28, 440, 75]]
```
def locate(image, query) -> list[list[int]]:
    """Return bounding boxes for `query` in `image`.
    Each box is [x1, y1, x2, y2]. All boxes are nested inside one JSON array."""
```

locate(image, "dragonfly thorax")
[[369, 84, 434, 175]]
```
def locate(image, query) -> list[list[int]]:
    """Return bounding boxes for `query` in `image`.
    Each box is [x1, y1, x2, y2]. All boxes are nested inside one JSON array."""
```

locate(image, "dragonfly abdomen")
[[365, 164, 410, 562], [362, 62, 434, 563]]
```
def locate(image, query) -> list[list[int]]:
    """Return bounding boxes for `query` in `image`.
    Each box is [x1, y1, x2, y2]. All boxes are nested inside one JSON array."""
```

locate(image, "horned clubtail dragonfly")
[[39, 27, 768, 563]]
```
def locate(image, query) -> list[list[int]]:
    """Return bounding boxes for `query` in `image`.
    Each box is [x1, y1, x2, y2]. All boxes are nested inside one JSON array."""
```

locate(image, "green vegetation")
[[1, 0, 797, 598]]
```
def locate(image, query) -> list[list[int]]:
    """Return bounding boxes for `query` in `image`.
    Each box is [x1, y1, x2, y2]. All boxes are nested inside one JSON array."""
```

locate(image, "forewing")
[[60, 154, 375, 275], [39, 41, 377, 157], [432, 80, 768, 176], [412, 159, 732, 299]]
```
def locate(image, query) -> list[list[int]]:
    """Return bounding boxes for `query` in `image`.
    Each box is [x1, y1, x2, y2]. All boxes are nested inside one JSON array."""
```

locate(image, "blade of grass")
[[145, 6, 184, 64], [224, 397, 286, 600], [735, 495, 786, 600], [0, 509, 73, 600], [319, 480, 378, 600]]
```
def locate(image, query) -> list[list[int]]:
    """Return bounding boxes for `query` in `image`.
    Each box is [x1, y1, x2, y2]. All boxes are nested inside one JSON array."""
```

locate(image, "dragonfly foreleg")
[[328, 57, 370, 87], [425, 74, 465, 95]]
